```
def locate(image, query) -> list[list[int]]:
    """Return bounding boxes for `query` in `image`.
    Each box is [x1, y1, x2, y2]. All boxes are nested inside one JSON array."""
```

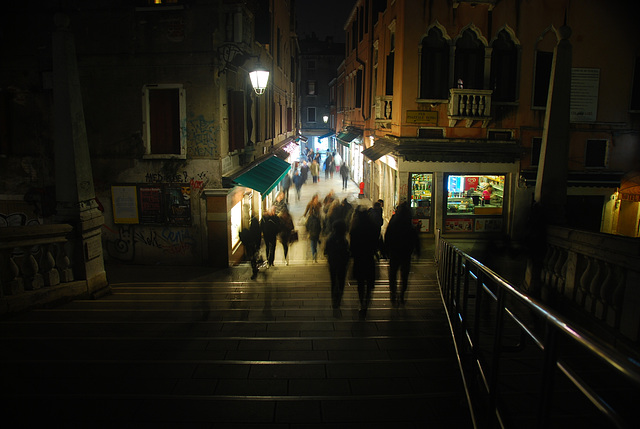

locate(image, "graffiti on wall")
[[103, 223, 197, 261], [144, 170, 208, 192], [187, 114, 219, 158]]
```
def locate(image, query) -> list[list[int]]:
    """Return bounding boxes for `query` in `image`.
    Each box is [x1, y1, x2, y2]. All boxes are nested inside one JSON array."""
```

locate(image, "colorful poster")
[[445, 218, 472, 232], [475, 218, 503, 232]]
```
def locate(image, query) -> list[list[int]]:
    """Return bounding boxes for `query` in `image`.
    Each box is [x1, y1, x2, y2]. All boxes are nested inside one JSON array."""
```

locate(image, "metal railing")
[[436, 237, 640, 428]]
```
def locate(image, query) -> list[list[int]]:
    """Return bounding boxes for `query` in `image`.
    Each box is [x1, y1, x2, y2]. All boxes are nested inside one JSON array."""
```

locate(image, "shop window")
[[454, 29, 485, 90], [410, 173, 433, 232], [142, 85, 186, 158], [533, 50, 553, 108], [490, 29, 518, 102], [420, 27, 450, 100], [585, 139, 608, 168], [445, 174, 504, 233]]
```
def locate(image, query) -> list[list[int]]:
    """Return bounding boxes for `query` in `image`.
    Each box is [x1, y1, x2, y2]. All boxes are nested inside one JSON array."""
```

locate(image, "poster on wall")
[[165, 185, 192, 226], [475, 218, 503, 232], [412, 218, 429, 232], [138, 186, 163, 224], [570, 68, 599, 123], [111, 185, 139, 224], [445, 218, 472, 232]]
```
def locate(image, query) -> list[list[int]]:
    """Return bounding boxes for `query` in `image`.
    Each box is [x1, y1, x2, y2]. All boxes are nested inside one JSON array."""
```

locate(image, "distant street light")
[[323, 115, 329, 123]]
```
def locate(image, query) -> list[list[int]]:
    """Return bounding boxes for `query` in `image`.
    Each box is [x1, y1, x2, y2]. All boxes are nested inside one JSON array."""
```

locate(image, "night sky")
[[296, 0, 355, 42]]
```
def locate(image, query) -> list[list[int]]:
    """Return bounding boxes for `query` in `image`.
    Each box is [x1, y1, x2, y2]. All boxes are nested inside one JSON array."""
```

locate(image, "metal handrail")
[[436, 237, 640, 428]]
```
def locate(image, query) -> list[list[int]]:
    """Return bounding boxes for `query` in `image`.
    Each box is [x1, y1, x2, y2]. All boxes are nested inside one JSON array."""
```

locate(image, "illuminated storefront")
[[444, 174, 505, 233]]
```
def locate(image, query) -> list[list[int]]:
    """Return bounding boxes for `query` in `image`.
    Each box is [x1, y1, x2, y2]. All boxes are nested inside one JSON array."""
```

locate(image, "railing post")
[[537, 325, 559, 428]]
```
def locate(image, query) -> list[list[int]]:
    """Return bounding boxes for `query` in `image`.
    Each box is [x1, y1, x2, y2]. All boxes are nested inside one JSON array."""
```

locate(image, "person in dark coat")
[[349, 206, 380, 319], [300, 161, 310, 183], [278, 207, 295, 265], [281, 173, 292, 203], [384, 202, 420, 306], [292, 169, 303, 201], [304, 194, 323, 262], [261, 206, 281, 267], [324, 219, 350, 314], [368, 200, 384, 258], [240, 215, 262, 279], [340, 164, 350, 190]]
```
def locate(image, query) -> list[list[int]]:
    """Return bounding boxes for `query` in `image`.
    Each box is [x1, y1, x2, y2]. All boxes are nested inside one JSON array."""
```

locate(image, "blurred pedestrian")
[[274, 191, 287, 215], [384, 202, 420, 306], [310, 159, 320, 183], [300, 161, 309, 183], [324, 219, 350, 314], [261, 206, 280, 267], [293, 169, 303, 201], [240, 215, 262, 280], [304, 194, 323, 262], [278, 207, 295, 265], [281, 173, 292, 203], [349, 206, 379, 319], [368, 200, 384, 259], [340, 164, 350, 190]]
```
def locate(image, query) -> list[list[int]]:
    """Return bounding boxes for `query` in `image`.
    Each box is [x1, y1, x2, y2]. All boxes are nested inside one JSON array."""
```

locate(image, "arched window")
[[454, 29, 485, 90], [420, 27, 450, 99], [491, 29, 518, 102]]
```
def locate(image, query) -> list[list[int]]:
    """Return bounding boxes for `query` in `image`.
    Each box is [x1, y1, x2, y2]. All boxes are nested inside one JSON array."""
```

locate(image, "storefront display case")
[[444, 174, 505, 232], [410, 173, 432, 232]]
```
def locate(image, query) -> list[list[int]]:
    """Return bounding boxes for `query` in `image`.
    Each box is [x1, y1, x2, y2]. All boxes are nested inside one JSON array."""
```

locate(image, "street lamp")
[[322, 115, 329, 123], [249, 66, 269, 95]]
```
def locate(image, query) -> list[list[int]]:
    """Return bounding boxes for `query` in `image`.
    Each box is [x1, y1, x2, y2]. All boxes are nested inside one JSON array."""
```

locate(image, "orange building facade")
[[336, 0, 640, 239]]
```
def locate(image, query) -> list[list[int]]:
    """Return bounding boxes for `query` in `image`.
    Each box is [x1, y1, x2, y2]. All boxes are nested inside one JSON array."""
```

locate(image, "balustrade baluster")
[[41, 244, 60, 287], [21, 247, 44, 291]]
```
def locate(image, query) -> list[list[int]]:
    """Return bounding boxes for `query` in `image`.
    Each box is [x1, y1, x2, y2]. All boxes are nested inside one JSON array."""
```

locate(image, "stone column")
[[527, 25, 572, 298], [52, 14, 109, 297], [534, 25, 573, 225]]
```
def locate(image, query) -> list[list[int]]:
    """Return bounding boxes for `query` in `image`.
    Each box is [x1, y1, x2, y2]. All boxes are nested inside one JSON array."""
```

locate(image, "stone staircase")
[[0, 259, 473, 427]]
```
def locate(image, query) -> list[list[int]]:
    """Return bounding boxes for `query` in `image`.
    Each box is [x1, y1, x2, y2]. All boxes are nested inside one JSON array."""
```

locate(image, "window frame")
[[307, 107, 317, 123], [584, 139, 609, 169], [142, 84, 186, 159]]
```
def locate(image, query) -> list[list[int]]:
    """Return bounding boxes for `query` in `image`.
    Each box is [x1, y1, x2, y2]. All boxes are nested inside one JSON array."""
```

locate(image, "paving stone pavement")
[[0, 175, 472, 428]]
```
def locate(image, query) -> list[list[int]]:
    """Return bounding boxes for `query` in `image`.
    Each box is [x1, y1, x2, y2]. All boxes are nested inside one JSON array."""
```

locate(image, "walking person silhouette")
[[384, 202, 420, 306], [324, 219, 350, 316], [349, 206, 379, 319]]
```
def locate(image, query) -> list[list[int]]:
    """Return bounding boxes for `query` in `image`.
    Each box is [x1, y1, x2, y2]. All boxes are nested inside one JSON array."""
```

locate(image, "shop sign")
[[406, 110, 437, 125]]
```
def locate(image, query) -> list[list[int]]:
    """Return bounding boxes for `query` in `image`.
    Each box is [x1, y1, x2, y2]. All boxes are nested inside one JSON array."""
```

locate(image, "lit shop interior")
[[410, 173, 505, 233]]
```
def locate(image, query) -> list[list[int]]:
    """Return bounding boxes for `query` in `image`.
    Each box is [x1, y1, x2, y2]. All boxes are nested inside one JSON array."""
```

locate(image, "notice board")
[[111, 184, 191, 226]]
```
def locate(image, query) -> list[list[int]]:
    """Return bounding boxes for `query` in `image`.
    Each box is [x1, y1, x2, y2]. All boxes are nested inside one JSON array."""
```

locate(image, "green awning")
[[318, 131, 335, 140], [337, 131, 360, 143], [362, 138, 396, 161], [233, 156, 291, 199]]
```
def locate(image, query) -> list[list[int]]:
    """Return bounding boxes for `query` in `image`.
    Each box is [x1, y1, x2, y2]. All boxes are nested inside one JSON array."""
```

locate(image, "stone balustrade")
[[541, 226, 640, 343], [0, 224, 76, 314], [448, 88, 492, 127]]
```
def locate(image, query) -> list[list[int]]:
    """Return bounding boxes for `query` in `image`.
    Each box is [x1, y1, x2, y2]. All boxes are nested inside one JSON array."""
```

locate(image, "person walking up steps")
[[324, 219, 350, 316], [304, 194, 323, 262], [349, 206, 379, 320], [261, 206, 280, 267], [278, 207, 295, 265], [384, 202, 420, 306]]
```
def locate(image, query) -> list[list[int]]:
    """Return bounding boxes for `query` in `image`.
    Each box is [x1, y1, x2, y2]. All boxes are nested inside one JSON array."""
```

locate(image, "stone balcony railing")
[[374, 96, 393, 130], [539, 226, 640, 344], [0, 224, 81, 314], [448, 88, 492, 127]]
